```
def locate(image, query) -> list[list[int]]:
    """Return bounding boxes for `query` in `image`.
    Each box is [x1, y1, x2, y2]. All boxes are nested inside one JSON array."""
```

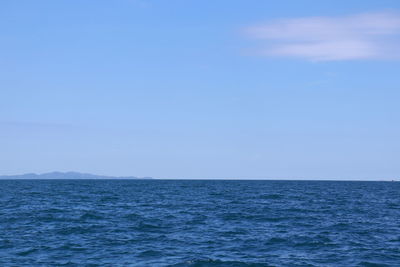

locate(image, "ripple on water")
[[0, 180, 399, 266]]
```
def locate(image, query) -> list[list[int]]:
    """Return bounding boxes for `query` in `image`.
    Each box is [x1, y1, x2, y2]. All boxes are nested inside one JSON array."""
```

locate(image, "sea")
[[0, 179, 399, 266]]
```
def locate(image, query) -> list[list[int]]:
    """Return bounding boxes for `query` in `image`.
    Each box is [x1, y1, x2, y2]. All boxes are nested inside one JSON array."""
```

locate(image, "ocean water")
[[0, 180, 399, 266]]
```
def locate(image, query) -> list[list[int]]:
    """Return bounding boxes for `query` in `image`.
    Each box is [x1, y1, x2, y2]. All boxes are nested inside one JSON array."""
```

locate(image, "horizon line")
[[0, 171, 397, 181]]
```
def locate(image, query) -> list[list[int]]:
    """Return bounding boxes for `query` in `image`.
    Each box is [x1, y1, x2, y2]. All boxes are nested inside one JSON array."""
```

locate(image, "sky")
[[1, 0, 400, 179]]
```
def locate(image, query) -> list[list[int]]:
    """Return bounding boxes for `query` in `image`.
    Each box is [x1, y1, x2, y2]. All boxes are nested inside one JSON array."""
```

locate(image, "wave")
[[169, 258, 273, 267]]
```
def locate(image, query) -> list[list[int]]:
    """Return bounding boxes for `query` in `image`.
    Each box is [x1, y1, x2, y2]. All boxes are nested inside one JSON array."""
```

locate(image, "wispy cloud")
[[0, 121, 74, 132], [245, 12, 400, 61]]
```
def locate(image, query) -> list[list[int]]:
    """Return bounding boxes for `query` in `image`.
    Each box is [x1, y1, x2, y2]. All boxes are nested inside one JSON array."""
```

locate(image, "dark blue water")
[[0, 180, 399, 266]]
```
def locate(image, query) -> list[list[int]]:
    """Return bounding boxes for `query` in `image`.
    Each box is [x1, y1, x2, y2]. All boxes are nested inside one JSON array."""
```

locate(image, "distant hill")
[[0, 171, 153, 180]]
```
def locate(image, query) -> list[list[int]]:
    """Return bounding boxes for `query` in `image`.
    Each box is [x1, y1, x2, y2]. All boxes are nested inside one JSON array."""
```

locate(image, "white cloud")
[[245, 12, 400, 61]]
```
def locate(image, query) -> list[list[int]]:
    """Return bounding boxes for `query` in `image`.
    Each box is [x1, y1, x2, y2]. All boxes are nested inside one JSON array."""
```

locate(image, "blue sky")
[[1, 0, 399, 179]]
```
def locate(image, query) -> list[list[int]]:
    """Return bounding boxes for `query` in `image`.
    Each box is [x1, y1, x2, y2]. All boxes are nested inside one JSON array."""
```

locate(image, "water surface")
[[1, 180, 399, 266]]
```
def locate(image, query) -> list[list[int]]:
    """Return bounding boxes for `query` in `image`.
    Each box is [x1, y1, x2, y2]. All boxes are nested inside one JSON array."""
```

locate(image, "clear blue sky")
[[1, 0, 399, 179]]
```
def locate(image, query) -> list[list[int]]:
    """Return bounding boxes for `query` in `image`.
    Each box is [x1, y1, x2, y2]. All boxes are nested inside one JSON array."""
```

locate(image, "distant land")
[[0, 172, 153, 180]]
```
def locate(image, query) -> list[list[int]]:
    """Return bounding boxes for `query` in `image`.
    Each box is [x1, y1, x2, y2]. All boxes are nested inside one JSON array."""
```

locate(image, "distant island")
[[0, 172, 153, 180]]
